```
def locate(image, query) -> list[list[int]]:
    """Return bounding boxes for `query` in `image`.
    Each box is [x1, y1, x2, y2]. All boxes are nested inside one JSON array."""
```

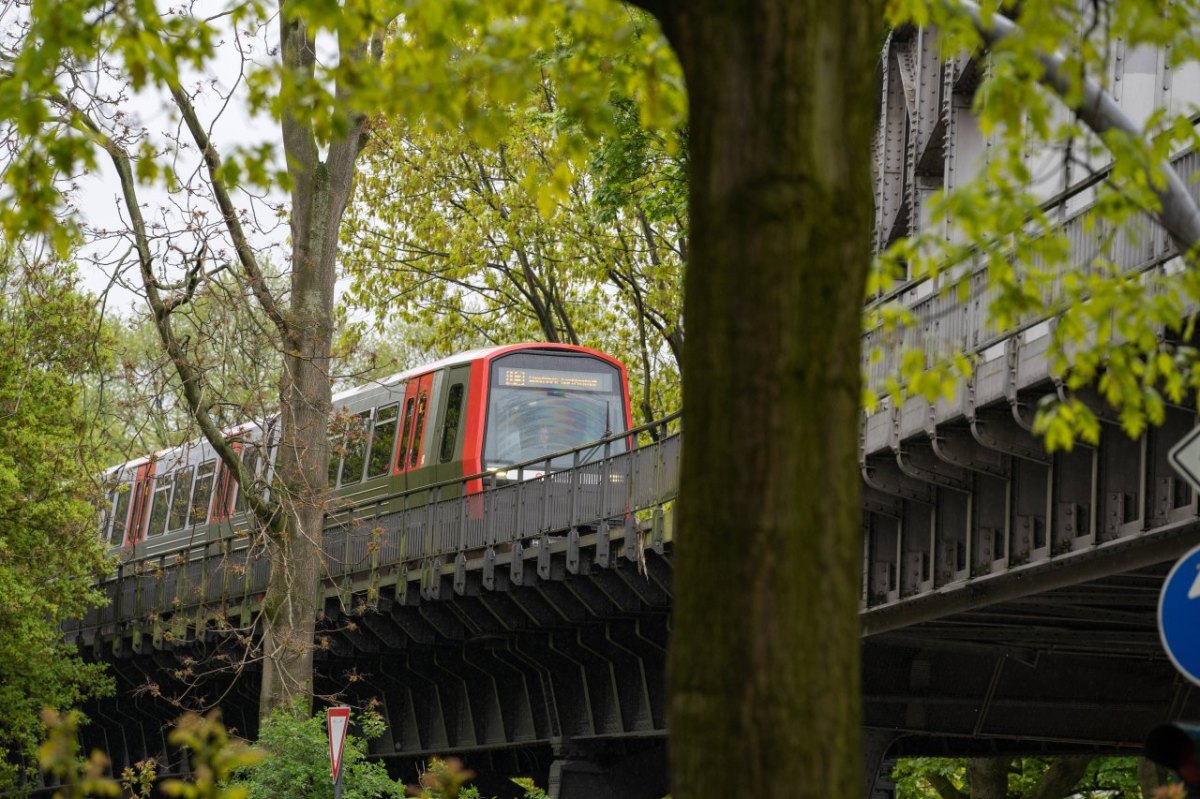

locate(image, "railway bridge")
[[70, 367, 1200, 798], [68, 25, 1200, 799]]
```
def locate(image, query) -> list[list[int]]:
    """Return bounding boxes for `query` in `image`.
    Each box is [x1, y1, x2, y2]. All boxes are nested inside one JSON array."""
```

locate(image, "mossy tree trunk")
[[626, 2, 882, 797], [257, 3, 370, 716]]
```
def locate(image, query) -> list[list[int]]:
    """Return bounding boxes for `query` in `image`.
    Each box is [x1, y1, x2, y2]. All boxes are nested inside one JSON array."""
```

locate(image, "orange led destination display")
[[498, 368, 611, 392]]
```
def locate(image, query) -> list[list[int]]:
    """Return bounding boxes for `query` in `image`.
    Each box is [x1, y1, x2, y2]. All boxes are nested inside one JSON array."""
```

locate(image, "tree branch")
[[48, 94, 284, 535], [166, 79, 290, 338], [1027, 756, 1091, 799], [924, 773, 967, 799]]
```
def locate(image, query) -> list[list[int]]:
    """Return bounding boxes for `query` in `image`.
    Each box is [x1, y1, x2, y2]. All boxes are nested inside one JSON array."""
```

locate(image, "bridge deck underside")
[[868, 563, 1195, 755]]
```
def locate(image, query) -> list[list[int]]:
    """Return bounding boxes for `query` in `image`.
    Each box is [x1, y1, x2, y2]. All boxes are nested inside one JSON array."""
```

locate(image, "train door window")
[[214, 462, 232, 519], [397, 397, 415, 471], [147, 474, 172, 537], [438, 384, 464, 463], [98, 492, 112, 541], [112, 483, 132, 544], [341, 411, 370, 485], [328, 422, 344, 487], [98, 478, 118, 542], [235, 448, 260, 513], [167, 465, 195, 531], [368, 403, 398, 478], [191, 461, 216, 524], [409, 393, 428, 468]]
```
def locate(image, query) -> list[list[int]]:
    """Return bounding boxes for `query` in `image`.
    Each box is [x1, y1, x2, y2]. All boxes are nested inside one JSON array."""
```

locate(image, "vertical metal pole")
[[334, 764, 344, 799]]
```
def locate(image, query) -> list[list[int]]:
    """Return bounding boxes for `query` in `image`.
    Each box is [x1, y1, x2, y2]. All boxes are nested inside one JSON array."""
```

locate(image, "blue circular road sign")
[[1159, 544, 1200, 686]]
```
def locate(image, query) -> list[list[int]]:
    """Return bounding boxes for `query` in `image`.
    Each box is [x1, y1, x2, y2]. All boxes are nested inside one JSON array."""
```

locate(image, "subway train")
[[97, 343, 633, 557]]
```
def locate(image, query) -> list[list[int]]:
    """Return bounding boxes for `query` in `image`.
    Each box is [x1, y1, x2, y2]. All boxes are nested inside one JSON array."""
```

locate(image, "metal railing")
[[863, 148, 1200, 399], [72, 413, 683, 638]]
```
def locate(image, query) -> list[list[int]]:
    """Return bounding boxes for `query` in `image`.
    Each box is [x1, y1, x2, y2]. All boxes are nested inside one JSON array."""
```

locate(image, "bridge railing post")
[[457, 477, 466, 554], [399, 490, 409, 567], [570, 449, 580, 530], [515, 463, 525, 543], [541, 457, 551, 536], [425, 485, 437, 558], [486, 473, 496, 547]]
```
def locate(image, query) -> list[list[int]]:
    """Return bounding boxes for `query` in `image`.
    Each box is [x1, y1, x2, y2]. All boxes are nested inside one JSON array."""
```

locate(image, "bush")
[[232, 710, 404, 799]]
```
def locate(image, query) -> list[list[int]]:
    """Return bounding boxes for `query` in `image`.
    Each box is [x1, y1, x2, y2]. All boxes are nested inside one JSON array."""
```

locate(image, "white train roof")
[[104, 343, 607, 477]]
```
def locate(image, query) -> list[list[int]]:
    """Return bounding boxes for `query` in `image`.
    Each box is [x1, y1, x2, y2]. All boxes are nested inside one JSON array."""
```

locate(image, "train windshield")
[[482, 351, 627, 472]]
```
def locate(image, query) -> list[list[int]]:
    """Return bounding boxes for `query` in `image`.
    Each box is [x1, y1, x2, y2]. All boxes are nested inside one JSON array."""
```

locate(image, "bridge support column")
[[546, 744, 667, 799], [547, 758, 607, 799], [864, 728, 901, 799]]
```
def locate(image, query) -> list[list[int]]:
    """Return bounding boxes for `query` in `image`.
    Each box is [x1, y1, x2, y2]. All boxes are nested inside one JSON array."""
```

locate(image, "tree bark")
[[258, 2, 368, 716], [1026, 756, 1090, 799], [640, 2, 882, 798], [1138, 756, 1167, 798], [926, 772, 967, 799], [966, 758, 1011, 799]]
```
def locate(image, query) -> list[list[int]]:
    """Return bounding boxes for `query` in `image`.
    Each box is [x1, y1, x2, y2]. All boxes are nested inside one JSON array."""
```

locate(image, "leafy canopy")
[[873, 0, 1200, 449], [0, 0, 684, 259], [0, 253, 113, 790], [341, 79, 685, 423]]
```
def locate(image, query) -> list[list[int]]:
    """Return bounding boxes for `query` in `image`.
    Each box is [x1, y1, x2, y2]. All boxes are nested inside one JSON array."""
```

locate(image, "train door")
[[125, 461, 155, 547], [211, 442, 244, 525], [432, 365, 471, 485], [105, 466, 137, 547], [396, 373, 433, 488]]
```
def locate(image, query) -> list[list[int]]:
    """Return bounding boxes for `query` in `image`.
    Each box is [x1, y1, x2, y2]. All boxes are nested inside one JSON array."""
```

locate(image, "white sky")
[[69, 4, 292, 314]]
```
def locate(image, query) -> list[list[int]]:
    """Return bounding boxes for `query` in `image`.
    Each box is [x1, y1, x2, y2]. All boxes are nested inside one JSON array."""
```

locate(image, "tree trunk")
[[258, 3, 366, 716], [648, 2, 881, 798], [257, 167, 338, 713], [1138, 756, 1167, 798], [967, 758, 1011, 799], [1027, 756, 1091, 799]]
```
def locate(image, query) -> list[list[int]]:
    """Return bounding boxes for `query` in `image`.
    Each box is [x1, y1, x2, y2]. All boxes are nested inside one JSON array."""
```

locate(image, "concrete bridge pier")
[[546, 743, 668, 799], [864, 728, 901, 799]]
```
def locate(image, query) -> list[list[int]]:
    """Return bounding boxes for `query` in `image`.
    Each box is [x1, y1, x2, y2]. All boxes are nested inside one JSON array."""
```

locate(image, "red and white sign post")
[[327, 706, 351, 799]]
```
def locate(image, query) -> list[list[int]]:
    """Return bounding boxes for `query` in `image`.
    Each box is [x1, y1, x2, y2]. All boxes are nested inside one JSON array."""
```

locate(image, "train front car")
[[475, 345, 632, 483]]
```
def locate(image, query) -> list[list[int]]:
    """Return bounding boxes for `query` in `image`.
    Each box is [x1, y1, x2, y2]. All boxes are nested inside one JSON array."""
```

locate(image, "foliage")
[[873, 0, 1200, 448], [341, 75, 685, 424], [37, 711, 120, 799], [89, 268, 284, 460], [404, 758, 478, 799], [0, 0, 687, 721], [894, 756, 1149, 799], [0, 0, 684, 256], [506, 778, 551, 799], [0, 253, 113, 791], [894, 757, 969, 799], [232, 709, 404, 799], [39, 711, 261, 799], [161, 712, 265, 799], [40, 711, 552, 799]]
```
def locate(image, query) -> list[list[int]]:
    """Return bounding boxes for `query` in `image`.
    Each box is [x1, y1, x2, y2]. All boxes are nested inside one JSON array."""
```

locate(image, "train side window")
[[409, 394, 428, 468], [439, 384, 464, 463], [98, 477, 117, 540], [112, 485, 132, 544], [191, 461, 216, 524], [98, 492, 112, 541], [368, 403, 398, 478], [341, 411, 370, 485], [147, 474, 172, 537], [397, 398, 415, 470], [167, 465, 195, 531]]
